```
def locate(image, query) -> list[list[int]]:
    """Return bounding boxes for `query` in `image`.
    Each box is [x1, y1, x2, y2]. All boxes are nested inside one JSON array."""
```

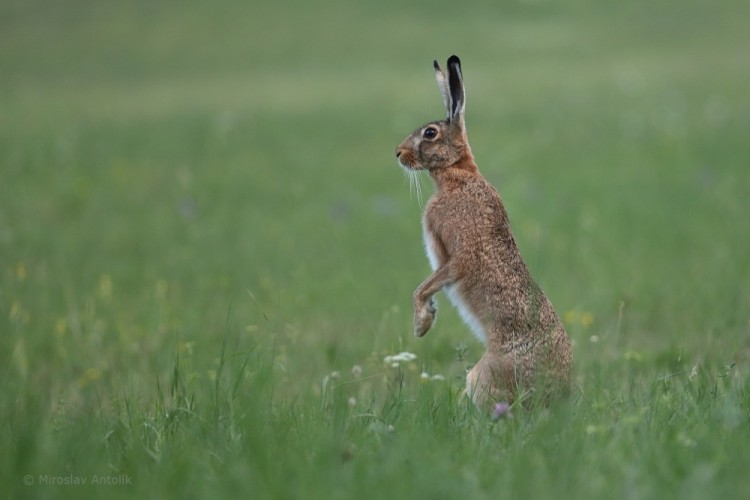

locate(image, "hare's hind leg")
[[466, 352, 517, 411]]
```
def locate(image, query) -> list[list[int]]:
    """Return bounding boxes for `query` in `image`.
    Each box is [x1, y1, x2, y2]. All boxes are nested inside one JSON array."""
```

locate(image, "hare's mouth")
[[396, 153, 422, 171], [397, 158, 415, 170]]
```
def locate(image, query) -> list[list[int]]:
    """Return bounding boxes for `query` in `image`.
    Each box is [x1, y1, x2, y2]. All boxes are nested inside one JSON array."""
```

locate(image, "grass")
[[2, 0, 750, 498]]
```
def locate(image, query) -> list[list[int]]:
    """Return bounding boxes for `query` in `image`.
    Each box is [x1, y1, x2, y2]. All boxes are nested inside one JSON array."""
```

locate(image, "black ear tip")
[[447, 55, 461, 67], [433, 60, 440, 70]]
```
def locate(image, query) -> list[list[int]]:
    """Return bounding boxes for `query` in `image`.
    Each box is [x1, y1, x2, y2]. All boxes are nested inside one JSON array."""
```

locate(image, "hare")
[[395, 56, 572, 411]]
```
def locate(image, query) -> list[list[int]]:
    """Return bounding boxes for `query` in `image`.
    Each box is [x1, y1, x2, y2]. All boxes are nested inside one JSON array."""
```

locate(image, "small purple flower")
[[491, 402, 513, 421]]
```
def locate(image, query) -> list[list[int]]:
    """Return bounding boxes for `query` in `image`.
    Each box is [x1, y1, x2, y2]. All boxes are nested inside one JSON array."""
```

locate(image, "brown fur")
[[396, 56, 572, 411]]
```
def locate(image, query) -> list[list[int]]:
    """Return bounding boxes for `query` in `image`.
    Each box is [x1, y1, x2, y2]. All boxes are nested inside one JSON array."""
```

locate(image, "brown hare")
[[395, 56, 572, 411]]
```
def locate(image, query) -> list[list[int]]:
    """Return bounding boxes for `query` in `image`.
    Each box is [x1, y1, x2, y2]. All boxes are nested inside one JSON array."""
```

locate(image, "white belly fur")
[[423, 227, 440, 271], [445, 285, 487, 345], [423, 228, 488, 345]]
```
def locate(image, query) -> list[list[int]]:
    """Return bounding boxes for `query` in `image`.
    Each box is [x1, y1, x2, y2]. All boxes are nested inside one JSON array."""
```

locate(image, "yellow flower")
[[564, 310, 594, 328], [77, 368, 102, 387], [581, 312, 594, 328], [54, 317, 67, 337], [563, 310, 579, 325], [98, 274, 113, 300], [15, 262, 27, 281]]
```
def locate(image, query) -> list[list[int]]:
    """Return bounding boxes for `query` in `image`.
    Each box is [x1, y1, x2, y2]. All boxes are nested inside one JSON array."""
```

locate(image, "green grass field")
[[2, 0, 750, 498]]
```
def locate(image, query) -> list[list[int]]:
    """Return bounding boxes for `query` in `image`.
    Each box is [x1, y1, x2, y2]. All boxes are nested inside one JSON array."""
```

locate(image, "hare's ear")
[[434, 60, 452, 119], [446, 55, 465, 126]]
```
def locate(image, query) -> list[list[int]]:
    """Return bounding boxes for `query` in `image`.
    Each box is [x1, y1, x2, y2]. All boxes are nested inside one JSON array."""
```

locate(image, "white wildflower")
[[384, 351, 417, 364]]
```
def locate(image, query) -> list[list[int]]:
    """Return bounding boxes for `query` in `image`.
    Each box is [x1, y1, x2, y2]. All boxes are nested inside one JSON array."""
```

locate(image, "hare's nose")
[[395, 149, 403, 158]]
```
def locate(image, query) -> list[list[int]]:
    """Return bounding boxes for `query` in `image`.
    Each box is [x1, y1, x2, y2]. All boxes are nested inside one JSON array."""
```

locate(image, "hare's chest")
[[421, 216, 442, 271], [423, 231, 440, 271]]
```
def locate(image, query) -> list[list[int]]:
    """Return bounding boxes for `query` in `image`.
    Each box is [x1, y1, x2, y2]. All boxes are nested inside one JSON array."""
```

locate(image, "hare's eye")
[[423, 127, 438, 139]]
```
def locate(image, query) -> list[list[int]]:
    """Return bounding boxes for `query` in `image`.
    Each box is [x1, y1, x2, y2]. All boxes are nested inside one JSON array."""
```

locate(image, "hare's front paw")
[[413, 298, 436, 338]]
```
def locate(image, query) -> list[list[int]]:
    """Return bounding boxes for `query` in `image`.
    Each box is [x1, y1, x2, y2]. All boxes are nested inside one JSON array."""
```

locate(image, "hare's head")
[[396, 55, 472, 172]]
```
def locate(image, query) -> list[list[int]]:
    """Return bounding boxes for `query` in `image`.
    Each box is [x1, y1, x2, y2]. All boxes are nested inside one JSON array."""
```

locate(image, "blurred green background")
[[2, 0, 750, 497], [2, 0, 749, 427]]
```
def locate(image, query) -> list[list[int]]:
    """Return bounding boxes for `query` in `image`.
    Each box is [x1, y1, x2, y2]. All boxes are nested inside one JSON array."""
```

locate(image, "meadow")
[[1, 0, 749, 498]]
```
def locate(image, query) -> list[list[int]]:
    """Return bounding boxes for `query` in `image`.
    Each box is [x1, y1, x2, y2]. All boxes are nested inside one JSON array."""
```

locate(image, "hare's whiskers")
[[402, 169, 414, 199], [415, 171, 428, 207], [400, 165, 426, 207], [410, 170, 421, 206]]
